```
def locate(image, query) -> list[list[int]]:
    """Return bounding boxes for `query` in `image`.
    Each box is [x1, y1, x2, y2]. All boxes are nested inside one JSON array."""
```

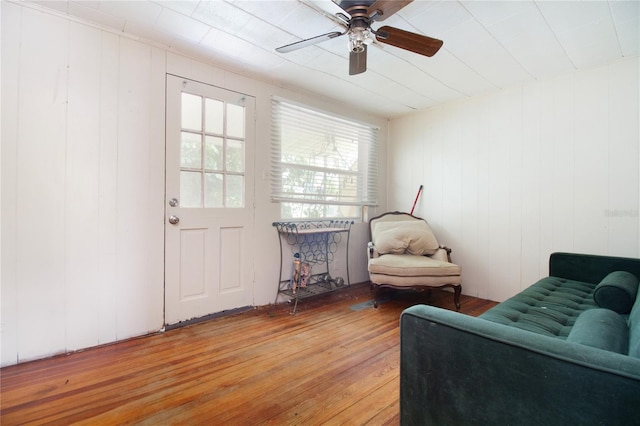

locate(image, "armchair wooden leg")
[[453, 285, 461, 311], [370, 283, 380, 308]]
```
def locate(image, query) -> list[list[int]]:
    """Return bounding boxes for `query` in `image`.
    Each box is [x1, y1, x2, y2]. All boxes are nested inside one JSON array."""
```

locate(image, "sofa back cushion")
[[566, 308, 629, 354], [593, 271, 639, 314]]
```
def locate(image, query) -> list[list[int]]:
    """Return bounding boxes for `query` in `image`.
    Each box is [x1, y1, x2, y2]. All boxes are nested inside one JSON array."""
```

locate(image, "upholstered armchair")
[[367, 211, 462, 310]]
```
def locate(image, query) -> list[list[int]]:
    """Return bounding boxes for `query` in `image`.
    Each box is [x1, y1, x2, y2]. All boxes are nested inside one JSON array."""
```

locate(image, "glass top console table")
[[272, 220, 353, 314]]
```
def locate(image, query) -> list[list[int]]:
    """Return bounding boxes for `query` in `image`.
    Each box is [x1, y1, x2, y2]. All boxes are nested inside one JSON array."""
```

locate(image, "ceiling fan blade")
[[349, 45, 367, 75], [375, 26, 443, 57], [276, 31, 344, 53], [367, 0, 413, 21]]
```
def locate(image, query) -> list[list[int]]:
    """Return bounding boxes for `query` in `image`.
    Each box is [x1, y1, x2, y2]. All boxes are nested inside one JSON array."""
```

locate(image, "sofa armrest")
[[400, 304, 640, 425], [549, 252, 640, 284]]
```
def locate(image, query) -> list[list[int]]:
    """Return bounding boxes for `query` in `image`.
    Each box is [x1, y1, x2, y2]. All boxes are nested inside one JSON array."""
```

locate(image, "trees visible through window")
[[180, 92, 245, 208], [271, 99, 378, 219]]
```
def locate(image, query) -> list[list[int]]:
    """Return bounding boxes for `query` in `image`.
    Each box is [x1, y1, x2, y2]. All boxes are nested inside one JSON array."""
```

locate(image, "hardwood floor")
[[1, 284, 497, 425]]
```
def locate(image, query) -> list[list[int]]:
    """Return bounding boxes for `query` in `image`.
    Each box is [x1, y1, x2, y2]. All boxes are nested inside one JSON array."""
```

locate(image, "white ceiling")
[[27, 0, 640, 118]]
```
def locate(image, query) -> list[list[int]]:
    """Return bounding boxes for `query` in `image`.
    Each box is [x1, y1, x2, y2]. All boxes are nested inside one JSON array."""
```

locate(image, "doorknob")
[[168, 215, 180, 225], [169, 198, 179, 207]]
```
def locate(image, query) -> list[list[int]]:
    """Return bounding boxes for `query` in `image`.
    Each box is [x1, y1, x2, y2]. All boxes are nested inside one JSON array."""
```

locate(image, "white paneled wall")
[[388, 57, 639, 302], [1, 2, 385, 366], [1, 3, 166, 364]]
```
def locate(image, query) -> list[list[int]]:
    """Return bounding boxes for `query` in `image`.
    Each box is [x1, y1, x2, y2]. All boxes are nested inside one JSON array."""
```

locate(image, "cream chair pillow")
[[373, 220, 439, 256]]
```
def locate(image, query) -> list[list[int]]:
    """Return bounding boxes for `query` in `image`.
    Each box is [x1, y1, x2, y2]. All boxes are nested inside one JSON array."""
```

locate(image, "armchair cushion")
[[373, 220, 439, 256], [369, 254, 461, 277]]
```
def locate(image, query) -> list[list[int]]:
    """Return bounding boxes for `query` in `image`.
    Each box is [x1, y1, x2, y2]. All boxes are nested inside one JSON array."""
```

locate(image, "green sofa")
[[400, 252, 640, 425]]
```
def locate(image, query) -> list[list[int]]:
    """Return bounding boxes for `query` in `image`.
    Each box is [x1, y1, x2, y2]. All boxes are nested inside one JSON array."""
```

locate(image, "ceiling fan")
[[275, 0, 444, 75]]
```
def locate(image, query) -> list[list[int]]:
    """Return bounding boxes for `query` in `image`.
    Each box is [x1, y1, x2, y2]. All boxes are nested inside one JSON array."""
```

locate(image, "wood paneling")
[[17, 4, 68, 361], [66, 19, 102, 353], [1, 5, 166, 364], [607, 59, 640, 256], [1, 0, 22, 366], [0, 284, 497, 425], [115, 38, 165, 338], [388, 57, 640, 302]]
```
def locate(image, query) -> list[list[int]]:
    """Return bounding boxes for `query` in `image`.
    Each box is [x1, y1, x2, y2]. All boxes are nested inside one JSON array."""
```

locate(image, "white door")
[[165, 75, 255, 325]]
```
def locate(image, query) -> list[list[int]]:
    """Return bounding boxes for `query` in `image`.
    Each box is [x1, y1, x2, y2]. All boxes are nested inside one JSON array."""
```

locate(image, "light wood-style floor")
[[1, 283, 497, 425]]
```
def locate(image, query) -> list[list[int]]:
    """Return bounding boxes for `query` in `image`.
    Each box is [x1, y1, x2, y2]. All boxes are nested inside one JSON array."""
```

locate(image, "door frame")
[[163, 73, 256, 326]]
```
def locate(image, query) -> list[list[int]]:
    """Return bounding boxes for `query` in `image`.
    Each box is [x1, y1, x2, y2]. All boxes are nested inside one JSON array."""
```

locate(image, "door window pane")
[[226, 175, 243, 208], [205, 98, 224, 134], [181, 132, 202, 169], [181, 93, 202, 131], [227, 104, 245, 138], [180, 89, 246, 209], [205, 136, 223, 171], [226, 139, 244, 173], [205, 173, 223, 208], [180, 171, 202, 207]]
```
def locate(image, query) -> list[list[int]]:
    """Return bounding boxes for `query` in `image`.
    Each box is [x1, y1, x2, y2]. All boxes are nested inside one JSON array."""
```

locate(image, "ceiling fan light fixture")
[[348, 28, 373, 53]]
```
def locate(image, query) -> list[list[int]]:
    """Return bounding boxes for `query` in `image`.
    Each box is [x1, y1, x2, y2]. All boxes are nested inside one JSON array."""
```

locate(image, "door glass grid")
[[180, 92, 245, 208]]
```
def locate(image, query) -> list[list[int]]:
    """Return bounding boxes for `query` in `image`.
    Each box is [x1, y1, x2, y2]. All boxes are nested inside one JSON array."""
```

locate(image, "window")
[[180, 92, 245, 208], [271, 98, 378, 219]]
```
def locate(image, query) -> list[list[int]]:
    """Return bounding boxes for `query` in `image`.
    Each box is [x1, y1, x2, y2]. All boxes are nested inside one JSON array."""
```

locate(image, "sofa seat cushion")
[[369, 254, 461, 277], [480, 277, 597, 339]]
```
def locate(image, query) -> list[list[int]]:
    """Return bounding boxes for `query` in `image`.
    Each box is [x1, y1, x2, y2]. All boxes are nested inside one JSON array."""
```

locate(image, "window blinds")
[[271, 99, 378, 206]]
